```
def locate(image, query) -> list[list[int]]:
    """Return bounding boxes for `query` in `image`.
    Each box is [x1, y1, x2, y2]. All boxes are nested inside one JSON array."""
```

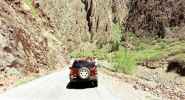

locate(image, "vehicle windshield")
[[72, 60, 95, 68]]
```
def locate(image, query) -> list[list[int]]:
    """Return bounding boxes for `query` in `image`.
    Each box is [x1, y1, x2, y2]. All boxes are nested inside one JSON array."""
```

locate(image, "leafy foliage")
[[24, 0, 37, 16], [111, 48, 137, 74], [109, 23, 122, 51]]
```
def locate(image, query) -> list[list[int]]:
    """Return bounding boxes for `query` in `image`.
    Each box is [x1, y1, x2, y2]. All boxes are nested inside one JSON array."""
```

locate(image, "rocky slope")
[[0, 0, 67, 89]]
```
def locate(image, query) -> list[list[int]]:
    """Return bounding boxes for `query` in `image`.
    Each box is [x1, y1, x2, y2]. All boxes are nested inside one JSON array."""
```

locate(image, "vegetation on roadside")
[[70, 23, 185, 75], [110, 23, 123, 51], [24, 0, 37, 16]]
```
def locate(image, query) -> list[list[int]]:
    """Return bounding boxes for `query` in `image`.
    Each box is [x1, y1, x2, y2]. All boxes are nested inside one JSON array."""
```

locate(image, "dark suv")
[[69, 59, 98, 87]]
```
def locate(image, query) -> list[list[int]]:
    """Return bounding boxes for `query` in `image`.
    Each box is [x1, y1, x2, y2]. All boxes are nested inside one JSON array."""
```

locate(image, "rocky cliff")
[[40, 0, 185, 40], [0, 0, 66, 75], [125, 0, 185, 38], [40, 0, 128, 51]]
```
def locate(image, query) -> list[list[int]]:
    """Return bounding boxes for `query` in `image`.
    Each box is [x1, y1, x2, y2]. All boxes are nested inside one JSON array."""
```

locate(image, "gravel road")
[[0, 67, 161, 100]]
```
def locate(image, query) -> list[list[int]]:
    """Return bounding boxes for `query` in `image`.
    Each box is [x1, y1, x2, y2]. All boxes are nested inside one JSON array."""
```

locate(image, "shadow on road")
[[66, 81, 97, 89]]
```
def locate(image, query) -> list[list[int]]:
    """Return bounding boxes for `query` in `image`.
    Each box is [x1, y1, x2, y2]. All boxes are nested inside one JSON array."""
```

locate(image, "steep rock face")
[[0, 0, 66, 73], [112, 0, 128, 24], [40, 0, 128, 51], [83, 0, 113, 46], [125, 0, 185, 38], [40, 0, 90, 51]]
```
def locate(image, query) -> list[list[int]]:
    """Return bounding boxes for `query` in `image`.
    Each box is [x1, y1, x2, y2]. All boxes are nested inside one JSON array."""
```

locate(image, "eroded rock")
[[0, 0, 66, 73], [40, 0, 128, 51], [125, 0, 185, 38]]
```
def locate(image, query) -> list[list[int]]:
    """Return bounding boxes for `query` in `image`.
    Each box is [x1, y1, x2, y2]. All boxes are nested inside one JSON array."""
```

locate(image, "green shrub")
[[24, 0, 37, 16], [110, 39, 185, 74], [110, 23, 122, 51], [111, 48, 137, 74]]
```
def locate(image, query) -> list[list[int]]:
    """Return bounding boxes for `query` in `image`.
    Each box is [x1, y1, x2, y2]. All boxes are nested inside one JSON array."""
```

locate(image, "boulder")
[[167, 54, 185, 76]]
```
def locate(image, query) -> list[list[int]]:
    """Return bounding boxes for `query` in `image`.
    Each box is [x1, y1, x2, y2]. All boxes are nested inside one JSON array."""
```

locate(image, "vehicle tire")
[[92, 80, 98, 87], [79, 67, 90, 79]]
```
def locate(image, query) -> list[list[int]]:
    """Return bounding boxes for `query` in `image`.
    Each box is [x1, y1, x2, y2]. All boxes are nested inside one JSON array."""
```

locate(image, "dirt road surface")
[[0, 67, 161, 100]]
